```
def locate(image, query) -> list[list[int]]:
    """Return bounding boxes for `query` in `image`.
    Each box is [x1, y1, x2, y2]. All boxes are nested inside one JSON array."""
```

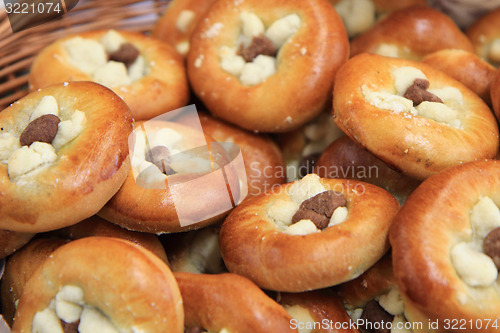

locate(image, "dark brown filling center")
[[20, 114, 61, 146], [291, 190, 347, 230], [483, 227, 500, 270], [108, 43, 140, 68], [60, 319, 80, 333], [238, 34, 276, 62], [403, 78, 443, 106], [146, 145, 176, 175], [359, 300, 394, 333]]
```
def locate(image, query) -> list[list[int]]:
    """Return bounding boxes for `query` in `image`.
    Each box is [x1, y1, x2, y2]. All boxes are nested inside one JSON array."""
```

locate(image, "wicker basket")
[[0, 0, 169, 109]]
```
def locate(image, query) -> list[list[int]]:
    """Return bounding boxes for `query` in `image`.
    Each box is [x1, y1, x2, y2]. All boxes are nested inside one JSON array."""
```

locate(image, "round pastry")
[[99, 120, 243, 234], [390, 160, 500, 331], [350, 6, 473, 60], [330, 0, 427, 38], [187, 0, 349, 132], [152, 0, 219, 57], [1, 238, 68, 327], [219, 173, 400, 292], [316, 136, 421, 204], [422, 49, 497, 106], [467, 8, 500, 67], [333, 53, 499, 180], [12, 237, 183, 333], [164, 225, 226, 274], [29, 29, 189, 120], [337, 254, 422, 333], [429, 0, 500, 29], [279, 290, 360, 333], [0, 230, 34, 259], [48, 215, 169, 263], [275, 112, 345, 182], [0, 81, 132, 233], [175, 272, 295, 332], [194, 112, 286, 196]]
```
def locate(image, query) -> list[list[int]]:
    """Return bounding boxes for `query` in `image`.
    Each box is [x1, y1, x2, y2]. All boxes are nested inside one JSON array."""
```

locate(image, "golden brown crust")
[[196, 112, 286, 196], [490, 68, 500, 122], [279, 291, 360, 333], [175, 272, 295, 332], [390, 160, 500, 329], [99, 120, 241, 234], [333, 53, 499, 180], [337, 254, 395, 309], [467, 8, 500, 66], [12, 237, 183, 333], [152, 0, 218, 56], [350, 6, 473, 60], [422, 49, 496, 106], [187, 0, 349, 132], [0, 230, 35, 259], [1, 238, 68, 327], [49, 215, 169, 263], [29, 30, 189, 121], [316, 136, 420, 203], [0, 82, 132, 233], [219, 177, 400, 292]]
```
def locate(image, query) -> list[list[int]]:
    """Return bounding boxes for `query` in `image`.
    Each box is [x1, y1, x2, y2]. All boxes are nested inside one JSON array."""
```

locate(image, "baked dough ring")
[[49, 215, 169, 263], [467, 8, 500, 67], [0, 82, 132, 233], [12, 237, 183, 333], [316, 136, 420, 204], [152, 0, 218, 57], [175, 272, 295, 332], [219, 175, 399, 292], [187, 0, 349, 132], [329, 0, 427, 38], [422, 49, 496, 106], [338, 254, 395, 310], [279, 291, 360, 333], [29, 30, 189, 121], [350, 6, 473, 60], [390, 160, 500, 331], [333, 53, 499, 180], [0, 230, 34, 259], [489, 67, 500, 122], [1, 238, 67, 327], [99, 120, 242, 234]]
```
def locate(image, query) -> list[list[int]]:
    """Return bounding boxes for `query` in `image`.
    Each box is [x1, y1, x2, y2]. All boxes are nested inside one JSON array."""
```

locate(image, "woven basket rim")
[[0, 0, 170, 109]]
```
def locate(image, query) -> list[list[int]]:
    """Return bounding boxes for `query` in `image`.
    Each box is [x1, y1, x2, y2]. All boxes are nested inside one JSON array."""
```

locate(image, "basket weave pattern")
[[0, 0, 169, 109]]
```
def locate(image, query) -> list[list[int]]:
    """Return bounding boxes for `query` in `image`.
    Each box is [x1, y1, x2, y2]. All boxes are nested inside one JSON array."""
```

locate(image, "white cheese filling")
[[64, 30, 148, 87], [131, 126, 213, 187], [33, 285, 121, 333], [176, 10, 195, 33], [284, 305, 316, 333], [218, 12, 301, 86], [451, 196, 500, 287], [1, 95, 86, 179], [362, 66, 463, 128], [267, 174, 348, 235], [488, 38, 500, 64], [334, 0, 376, 37]]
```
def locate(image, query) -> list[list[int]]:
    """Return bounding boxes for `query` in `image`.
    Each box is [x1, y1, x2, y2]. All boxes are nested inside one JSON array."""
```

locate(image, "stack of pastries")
[[2, 0, 500, 332]]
